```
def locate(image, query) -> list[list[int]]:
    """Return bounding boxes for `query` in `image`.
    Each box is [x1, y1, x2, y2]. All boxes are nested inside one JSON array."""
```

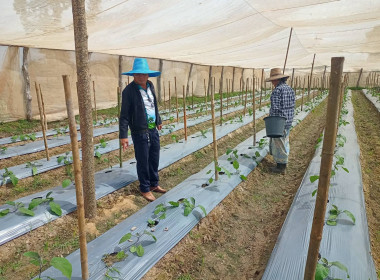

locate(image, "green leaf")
[[57, 156, 64, 164], [19, 207, 35, 216], [310, 175, 319, 183], [255, 151, 260, 158], [0, 209, 10, 217], [342, 167, 349, 173], [197, 205, 207, 217], [143, 230, 157, 242], [330, 261, 349, 277], [240, 175, 247, 181], [28, 198, 44, 210], [46, 191, 53, 199], [232, 160, 240, 170], [226, 148, 233, 155], [206, 169, 212, 174], [136, 244, 144, 257], [62, 179, 71, 188], [130, 245, 137, 253], [168, 201, 180, 207], [10, 174, 18, 186], [49, 201, 62, 216], [312, 189, 317, 197], [24, 251, 41, 262], [95, 151, 102, 158], [116, 250, 126, 260], [159, 213, 166, 220], [190, 197, 196, 206], [331, 169, 336, 176], [329, 208, 338, 215], [315, 263, 329, 280], [50, 257, 72, 280], [184, 206, 192, 216], [5, 201, 15, 206], [343, 210, 356, 224], [208, 177, 214, 184], [32, 166, 38, 176], [326, 220, 337, 226], [119, 233, 132, 244]]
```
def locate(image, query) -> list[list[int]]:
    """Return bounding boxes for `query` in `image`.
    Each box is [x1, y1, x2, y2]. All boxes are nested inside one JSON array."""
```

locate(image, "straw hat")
[[122, 58, 161, 77], [265, 68, 289, 82]]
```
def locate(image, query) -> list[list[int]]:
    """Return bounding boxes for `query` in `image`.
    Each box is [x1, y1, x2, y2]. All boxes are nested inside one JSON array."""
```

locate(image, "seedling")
[[199, 129, 208, 138], [24, 251, 72, 280], [57, 152, 73, 165], [257, 138, 268, 149], [315, 256, 349, 280], [1, 168, 19, 186], [327, 204, 355, 226], [0, 146, 7, 154], [171, 134, 180, 143], [118, 230, 157, 257], [25, 161, 43, 176]]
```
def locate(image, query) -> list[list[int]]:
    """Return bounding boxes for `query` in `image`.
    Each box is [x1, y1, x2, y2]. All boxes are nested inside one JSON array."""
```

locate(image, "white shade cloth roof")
[[0, 0, 379, 71]]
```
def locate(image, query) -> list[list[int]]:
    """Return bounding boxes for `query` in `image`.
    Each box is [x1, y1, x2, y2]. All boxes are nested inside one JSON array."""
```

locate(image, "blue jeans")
[[131, 129, 160, 193]]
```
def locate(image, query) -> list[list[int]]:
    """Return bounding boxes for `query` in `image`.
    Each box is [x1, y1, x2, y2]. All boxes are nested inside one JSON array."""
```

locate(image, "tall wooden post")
[[259, 69, 264, 109], [62, 75, 89, 280], [163, 84, 166, 111], [307, 54, 316, 102], [220, 79, 223, 126], [35, 82, 49, 161], [191, 81, 194, 109], [252, 77, 256, 145], [22, 47, 32, 121], [71, 0, 96, 219], [157, 59, 163, 102], [232, 67, 236, 93], [211, 79, 218, 181], [283, 27, 293, 74], [175, 77, 179, 123], [304, 57, 344, 280], [226, 78, 229, 110], [186, 63, 193, 98], [182, 85, 187, 141], [38, 84, 48, 131], [92, 81, 97, 122], [290, 68, 295, 88], [204, 79, 208, 115], [117, 87, 122, 168], [301, 76, 305, 111], [356, 68, 363, 88], [244, 78, 248, 115], [322, 65, 327, 91], [168, 81, 171, 112]]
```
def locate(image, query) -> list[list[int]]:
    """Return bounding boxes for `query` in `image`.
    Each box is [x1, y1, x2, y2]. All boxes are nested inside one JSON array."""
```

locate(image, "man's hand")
[[157, 124, 162, 130], [120, 138, 129, 151]]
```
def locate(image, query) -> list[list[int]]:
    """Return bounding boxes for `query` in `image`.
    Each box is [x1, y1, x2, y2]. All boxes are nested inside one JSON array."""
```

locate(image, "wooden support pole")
[[220, 78, 223, 126], [92, 81, 97, 123], [301, 76, 305, 111], [252, 77, 256, 146], [307, 54, 316, 101], [168, 81, 171, 112], [259, 69, 264, 109], [322, 65, 327, 91], [226, 78, 229, 110], [290, 68, 295, 88], [22, 47, 32, 121], [117, 87, 122, 168], [182, 85, 187, 141], [62, 75, 89, 280], [191, 81, 194, 110], [204, 79, 208, 115], [283, 27, 293, 74], [211, 78, 218, 181], [243, 78, 248, 115], [163, 84, 166, 111], [232, 67, 236, 93], [175, 76, 179, 123], [304, 57, 345, 280], [157, 59, 163, 102], [38, 84, 48, 131], [35, 82, 50, 161]]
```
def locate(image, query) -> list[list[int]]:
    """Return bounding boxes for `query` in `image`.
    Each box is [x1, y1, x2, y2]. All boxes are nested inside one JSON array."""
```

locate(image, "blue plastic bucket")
[[264, 116, 286, 138]]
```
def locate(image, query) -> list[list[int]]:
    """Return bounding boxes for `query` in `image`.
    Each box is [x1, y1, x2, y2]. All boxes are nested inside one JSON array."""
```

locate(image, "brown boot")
[[141, 191, 156, 202], [270, 163, 287, 174], [150, 186, 167, 193]]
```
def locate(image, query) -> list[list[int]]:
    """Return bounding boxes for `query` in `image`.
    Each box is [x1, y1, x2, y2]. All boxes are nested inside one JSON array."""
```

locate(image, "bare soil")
[[351, 91, 380, 274]]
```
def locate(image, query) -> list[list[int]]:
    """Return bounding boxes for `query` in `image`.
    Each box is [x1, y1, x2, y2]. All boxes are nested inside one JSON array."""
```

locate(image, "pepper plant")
[[315, 256, 349, 280], [326, 204, 355, 226]]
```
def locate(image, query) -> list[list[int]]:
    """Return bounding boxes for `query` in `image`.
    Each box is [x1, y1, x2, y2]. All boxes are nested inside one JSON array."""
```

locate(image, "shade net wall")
[[0, 0, 379, 122]]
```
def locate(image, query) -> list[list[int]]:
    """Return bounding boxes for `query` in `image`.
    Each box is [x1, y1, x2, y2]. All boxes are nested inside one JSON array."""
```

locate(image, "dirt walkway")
[[143, 100, 327, 280]]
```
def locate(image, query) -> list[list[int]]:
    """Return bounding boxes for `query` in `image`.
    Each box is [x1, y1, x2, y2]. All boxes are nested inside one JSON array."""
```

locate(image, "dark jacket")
[[119, 80, 162, 138]]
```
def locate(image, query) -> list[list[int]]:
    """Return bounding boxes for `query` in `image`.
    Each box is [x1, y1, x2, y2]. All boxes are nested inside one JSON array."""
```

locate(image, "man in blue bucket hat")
[[265, 68, 295, 174], [119, 58, 166, 202]]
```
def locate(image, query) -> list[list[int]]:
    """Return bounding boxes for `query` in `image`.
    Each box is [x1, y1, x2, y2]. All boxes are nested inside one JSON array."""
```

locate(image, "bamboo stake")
[[243, 78, 248, 115], [211, 78, 218, 181], [252, 77, 256, 146], [260, 69, 264, 109], [307, 54, 316, 101], [62, 75, 89, 280], [163, 84, 166, 111], [168, 81, 171, 113], [301, 76, 305, 111], [182, 85, 187, 141], [220, 78, 223, 126], [117, 87, 122, 168], [191, 81, 194, 110], [322, 66, 327, 91], [92, 81, 97, 122], [283, 27, 293, 74], [290, 68, 295, 88], [226, 78, 229, 110], [38, 84, 48, 131], [204, 79, 208, 115], [304, 57, 345, 280], [35, 82, 50, 161], [175, 76, 179, 123]]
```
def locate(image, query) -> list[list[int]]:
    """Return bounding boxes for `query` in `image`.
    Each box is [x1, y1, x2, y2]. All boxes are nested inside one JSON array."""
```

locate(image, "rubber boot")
[[271, 163, 287, 174]]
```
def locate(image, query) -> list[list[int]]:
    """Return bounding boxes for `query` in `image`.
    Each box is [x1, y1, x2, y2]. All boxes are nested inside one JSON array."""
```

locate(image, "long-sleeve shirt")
[[269, 81, 295, 129]]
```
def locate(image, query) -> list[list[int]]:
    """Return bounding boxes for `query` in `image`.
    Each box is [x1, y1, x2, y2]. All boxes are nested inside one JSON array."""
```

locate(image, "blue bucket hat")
[[122, 58, 161, 77]]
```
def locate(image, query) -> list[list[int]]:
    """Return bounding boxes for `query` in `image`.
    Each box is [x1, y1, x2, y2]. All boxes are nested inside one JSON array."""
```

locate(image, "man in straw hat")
[[119, 58, 166, 202], [265, 68, 295, 174]]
